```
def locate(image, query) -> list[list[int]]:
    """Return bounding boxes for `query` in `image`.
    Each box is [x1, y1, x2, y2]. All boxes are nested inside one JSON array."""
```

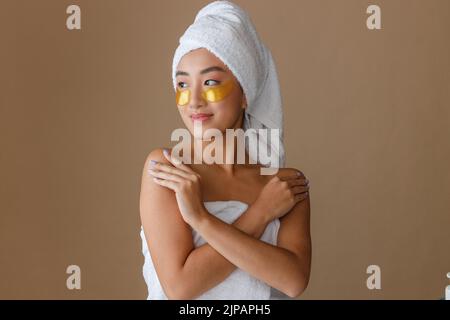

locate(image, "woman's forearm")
[[190, 209, 305, 298], [175, 201, 271, 299]]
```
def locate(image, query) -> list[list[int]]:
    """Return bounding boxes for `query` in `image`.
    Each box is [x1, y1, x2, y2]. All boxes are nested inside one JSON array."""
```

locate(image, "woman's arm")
[[191, 181, 311, 298], [140, 148, 273, 299]]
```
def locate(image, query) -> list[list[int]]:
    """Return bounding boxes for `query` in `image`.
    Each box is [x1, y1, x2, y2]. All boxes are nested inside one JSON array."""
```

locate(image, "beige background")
[[1, 0, 449, 299]]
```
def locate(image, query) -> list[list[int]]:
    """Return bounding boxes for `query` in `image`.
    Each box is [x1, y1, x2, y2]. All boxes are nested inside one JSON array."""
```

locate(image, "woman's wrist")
[[251, 198, 273, 226], [188, 205, 211, 230], [190, 200, 273, 233]]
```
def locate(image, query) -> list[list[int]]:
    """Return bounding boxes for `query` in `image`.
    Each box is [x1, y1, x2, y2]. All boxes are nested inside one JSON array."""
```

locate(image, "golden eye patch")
[[176, 79, 235, 106]]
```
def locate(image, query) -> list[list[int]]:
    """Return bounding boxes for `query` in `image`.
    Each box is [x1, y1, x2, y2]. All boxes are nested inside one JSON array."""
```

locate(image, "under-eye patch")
[[176, 79, 235, 106]]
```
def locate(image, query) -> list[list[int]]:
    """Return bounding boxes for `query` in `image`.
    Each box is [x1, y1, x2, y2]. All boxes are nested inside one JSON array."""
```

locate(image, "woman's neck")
[[189, 135, 252, 176]]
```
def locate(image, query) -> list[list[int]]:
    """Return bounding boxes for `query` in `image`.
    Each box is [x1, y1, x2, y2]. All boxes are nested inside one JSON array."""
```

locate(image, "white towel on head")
[[171, 0, 286, 168]]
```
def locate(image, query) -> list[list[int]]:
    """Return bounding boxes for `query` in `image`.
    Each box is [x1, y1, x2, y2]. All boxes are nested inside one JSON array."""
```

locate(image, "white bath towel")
[[171, 0, 286, 168], [140, 200, 282, 299]]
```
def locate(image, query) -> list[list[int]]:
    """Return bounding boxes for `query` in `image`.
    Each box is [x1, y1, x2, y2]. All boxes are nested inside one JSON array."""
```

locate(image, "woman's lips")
[[191, 114, 213, 122]]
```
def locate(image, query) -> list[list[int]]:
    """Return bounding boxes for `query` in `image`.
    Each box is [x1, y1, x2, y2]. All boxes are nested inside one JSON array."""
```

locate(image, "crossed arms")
[[139, 149, 311, 299]]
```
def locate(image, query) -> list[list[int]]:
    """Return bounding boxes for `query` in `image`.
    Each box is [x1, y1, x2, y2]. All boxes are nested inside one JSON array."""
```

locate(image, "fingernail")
[[163, 149, 169, 156], [150, 160, 158, 165], [297, 171, 302, 176]]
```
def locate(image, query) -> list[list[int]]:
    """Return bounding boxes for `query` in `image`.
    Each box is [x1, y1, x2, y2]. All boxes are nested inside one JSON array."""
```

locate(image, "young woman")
[[139, 1, 311, 300]]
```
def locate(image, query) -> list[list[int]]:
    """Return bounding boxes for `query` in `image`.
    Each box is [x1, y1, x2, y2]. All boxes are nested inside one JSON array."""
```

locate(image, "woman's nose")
[[188, 85, 206, 110]]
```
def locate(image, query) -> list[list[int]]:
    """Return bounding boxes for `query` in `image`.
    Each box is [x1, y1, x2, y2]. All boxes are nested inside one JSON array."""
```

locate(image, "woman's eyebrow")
[[200, 66, 226, 74], [176, 66, 226, 77]]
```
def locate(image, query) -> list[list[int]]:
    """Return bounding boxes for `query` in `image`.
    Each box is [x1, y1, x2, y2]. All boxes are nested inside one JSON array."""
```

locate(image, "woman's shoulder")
[[276, 167, 306, 179], [257, 167, 306, 185], [143, 147, 172, 168]]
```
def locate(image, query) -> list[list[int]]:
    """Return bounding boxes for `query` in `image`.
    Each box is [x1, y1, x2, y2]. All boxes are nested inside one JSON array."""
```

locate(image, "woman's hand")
[[256, 172, 309, 222], [148, 149, 208, 226]]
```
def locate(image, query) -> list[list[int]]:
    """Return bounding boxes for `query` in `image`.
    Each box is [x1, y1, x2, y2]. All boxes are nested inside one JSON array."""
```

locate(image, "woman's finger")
[[288, 177, 309, 187], [294, 191, 309, 202], [152, 176, 179, 192], [280, 174, 299, 181], [148, 168, 184, 183], [163, 149, 196, 174], [163, 149, 202, 182], [150, 159, 192, 180], [291, 185, 309, 194], [280, 171, 306, 181]]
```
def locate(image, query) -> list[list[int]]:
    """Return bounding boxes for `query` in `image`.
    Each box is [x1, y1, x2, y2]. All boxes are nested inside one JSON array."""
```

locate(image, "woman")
[[139, 1, 311, 300]]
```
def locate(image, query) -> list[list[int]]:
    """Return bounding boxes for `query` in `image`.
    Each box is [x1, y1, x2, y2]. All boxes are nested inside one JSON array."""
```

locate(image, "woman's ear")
[[237, 81, 247, 109], [242, 94, 247, 109]]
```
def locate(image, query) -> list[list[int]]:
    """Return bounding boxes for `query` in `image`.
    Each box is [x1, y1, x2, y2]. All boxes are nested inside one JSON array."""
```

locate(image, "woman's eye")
[[205, 79, 220, 86], [178, 82, 187, 89]]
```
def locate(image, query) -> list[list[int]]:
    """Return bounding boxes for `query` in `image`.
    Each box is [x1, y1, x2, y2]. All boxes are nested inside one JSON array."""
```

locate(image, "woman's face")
[[175, 48, 247, 137]]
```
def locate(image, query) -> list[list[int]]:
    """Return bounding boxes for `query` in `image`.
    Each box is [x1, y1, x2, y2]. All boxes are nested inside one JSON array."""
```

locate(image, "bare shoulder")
[[274, 166, 310, 223], [261, 167, 306, 183], [142, 147, 171, 171], [276, 167, 312, 295], [140, 146, 180, 216], [276, 167, 306, 179], [139, 147, 194, 297]]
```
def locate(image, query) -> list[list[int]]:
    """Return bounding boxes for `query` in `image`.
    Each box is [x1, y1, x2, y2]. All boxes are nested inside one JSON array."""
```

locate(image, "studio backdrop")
[[1, 0, 449, 299]]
